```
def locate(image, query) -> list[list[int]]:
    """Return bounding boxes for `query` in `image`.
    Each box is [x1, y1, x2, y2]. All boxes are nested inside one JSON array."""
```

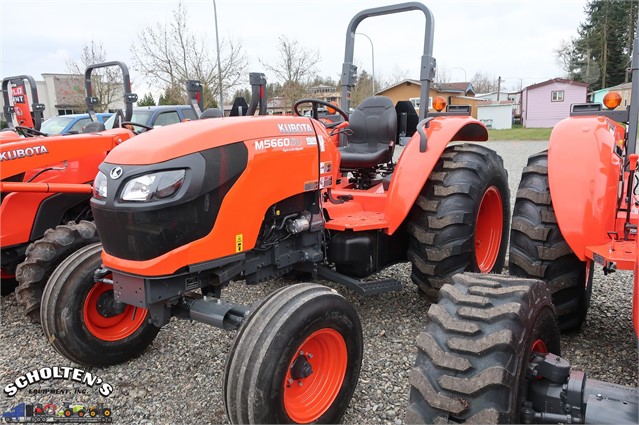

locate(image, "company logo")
[[277, 123, 313, 134], [109, 166, 123, 180], [0, 146, 48, 162], [4, 367, 113, 398]]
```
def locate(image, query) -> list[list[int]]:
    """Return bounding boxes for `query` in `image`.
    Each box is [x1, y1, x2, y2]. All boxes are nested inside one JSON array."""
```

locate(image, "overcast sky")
[[1, 0, 588, 96]]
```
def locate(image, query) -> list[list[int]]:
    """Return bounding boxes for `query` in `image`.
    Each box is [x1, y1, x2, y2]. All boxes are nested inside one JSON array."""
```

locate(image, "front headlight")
[[119, 169, 186, 202], [93, 171, 107, 200]]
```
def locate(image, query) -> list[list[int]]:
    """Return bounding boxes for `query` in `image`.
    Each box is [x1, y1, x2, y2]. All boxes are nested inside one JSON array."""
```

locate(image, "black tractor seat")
[[340, 96, 397, 169]]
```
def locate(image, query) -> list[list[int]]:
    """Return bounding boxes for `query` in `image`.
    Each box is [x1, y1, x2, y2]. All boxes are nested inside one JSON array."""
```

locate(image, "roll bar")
[[247, 72, 267, 116], [339, 2, 436, 121], [186, 80, 204, 119], [626, 6, 639, 154], [84, 61, 137, 122], [1, 75, 45, 130]]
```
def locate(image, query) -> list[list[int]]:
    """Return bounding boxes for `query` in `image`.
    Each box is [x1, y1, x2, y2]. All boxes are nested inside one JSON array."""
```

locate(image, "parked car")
[[39, 113, 112, 135], [103, 105, 198, 132]]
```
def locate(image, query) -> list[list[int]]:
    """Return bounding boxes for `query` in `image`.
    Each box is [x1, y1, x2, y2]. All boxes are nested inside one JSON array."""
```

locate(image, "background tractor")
[[1, 74, 45, 135], [42, 3, 509, 424], [407, 6, 639, 423], [0, 62, 139, 312]]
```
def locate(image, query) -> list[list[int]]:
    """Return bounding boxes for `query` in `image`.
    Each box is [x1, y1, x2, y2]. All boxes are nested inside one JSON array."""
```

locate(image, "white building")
[[2, 73, 124, 121]]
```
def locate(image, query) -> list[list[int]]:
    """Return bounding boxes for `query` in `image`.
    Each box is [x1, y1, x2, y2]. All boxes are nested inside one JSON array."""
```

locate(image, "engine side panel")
[[101, 119, 340, 276], [547, 116, 625, 261]]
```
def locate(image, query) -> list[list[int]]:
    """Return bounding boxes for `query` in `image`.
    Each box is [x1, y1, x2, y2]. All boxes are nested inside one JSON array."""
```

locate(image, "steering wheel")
[[121, 121, 153, 134], [293, 98, 349, 122], [14, 126, 47, 137]]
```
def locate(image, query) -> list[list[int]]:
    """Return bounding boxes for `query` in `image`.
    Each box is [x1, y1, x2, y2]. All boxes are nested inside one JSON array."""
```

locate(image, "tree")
[[470, 71, 498, 94], [260, 36, 320, 111], [556, 0, 637, 90], [232, 88, 252, 105], [351, 70, 374, 107], [131, 2, 247, 108], [67, 41, 122, 112], [138, 92, 156, 107]]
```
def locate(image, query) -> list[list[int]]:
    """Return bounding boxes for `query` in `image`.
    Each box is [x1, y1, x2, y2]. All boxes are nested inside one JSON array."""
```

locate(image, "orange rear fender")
[[384, 116, 488, 234], [547, 116, 625, 261]]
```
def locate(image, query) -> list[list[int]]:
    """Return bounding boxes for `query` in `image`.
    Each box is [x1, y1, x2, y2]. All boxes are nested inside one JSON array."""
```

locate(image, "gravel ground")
[[1, 139, 637, 424]]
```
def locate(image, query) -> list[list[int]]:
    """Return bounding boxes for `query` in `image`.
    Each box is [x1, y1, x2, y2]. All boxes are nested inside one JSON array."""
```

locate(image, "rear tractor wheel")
[[406, 273, 560, 423], [408, 144, 510, 300], [509, 151, 592, 332], [41, 243, 159, 366], [224, 283, 363, 424], [15, 220, 99, 323]]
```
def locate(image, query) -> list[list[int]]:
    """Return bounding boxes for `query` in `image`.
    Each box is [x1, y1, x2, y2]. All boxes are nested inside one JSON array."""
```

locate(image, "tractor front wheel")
[[16, 220, 99, 323], [224, 283, 363, 424], [509, 151, 592, 332], [406, 273, 560, 423], [407, 144, 510, 300], [41, 243, 159, 366]]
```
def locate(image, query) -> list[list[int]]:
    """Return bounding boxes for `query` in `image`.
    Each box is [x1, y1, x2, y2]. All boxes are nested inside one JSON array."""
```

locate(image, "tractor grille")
[[94, 191, 217, 261]]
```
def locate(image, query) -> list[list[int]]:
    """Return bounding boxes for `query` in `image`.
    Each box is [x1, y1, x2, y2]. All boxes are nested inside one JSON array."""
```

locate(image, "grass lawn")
[[487, 127, 552, 141]]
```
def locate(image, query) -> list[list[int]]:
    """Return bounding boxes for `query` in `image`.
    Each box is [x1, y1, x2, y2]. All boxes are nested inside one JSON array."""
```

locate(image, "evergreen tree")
[[557, 0, 637, 90], [137, 92, 156, 106]]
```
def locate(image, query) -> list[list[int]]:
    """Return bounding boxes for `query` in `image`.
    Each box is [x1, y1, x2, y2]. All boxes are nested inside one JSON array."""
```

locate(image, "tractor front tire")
[[16, 220, 99, 323], [406, 273, 560, 423], [41, 243, 159, 366], [509, 151, 592, 332], [224, 283, 363, 424], [408, 144, 510, 300]]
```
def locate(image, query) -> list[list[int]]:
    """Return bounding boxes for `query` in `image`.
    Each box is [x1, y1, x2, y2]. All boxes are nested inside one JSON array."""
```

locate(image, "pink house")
[[521, 78, 589, 128]]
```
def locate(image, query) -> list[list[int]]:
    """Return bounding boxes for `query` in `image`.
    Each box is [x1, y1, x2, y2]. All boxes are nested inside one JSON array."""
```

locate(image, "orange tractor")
[[0, 62, 143, 313], [1, 74, 46, 135], [41, 3, 509, 424], [407, 7, 639, 423]]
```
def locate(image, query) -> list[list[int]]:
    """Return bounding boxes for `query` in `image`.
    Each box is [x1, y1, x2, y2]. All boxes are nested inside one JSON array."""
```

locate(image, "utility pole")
[[213, 0, 224, 111], [497, 76, 502, 100]]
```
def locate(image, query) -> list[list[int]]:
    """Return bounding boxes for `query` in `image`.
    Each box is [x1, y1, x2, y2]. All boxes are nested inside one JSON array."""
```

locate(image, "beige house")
[[374, 79, 483, 118]]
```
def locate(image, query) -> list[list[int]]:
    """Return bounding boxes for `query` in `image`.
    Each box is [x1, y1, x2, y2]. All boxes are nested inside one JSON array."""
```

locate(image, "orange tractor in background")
[[0, 62, 141, 312], [407, 7, 639, 423], [1, 74, 46, 135], [41, 3, 509, 424]]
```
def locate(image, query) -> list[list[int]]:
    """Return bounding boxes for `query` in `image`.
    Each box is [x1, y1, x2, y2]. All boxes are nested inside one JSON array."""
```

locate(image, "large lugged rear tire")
[[224, 283, 363, 424], [406, 273, 560, 423], [15, 220, 100, 323], [408, 144, 510, 300], [508, 151, 592, 332], [41, 243, 159, 366]]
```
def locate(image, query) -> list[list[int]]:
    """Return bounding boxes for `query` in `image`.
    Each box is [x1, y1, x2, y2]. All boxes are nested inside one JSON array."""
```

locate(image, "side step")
[[296, 263, 403, 295]]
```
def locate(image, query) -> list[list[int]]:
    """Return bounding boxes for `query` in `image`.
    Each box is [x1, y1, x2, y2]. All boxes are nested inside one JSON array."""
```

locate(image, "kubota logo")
[[0, 145, 48, 161], [109, 167, 123, 179]]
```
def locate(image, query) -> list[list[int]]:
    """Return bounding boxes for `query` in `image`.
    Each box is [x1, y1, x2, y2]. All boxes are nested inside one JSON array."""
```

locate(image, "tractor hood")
[[105, 116, 318, 165]]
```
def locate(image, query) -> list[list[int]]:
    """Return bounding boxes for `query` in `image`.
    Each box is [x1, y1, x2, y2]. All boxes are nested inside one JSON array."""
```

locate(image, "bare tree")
[[376, 65, 410, 91], [470, 71, 498, 94], [260, 36, 320, 111], [351, 70, 374, 107], [131, 2, 247, 108], [434, 64, 452, 84], [67, 41, 122, 112]]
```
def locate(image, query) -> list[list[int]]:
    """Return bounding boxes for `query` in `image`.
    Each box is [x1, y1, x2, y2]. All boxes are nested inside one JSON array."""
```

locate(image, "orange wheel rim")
[[475, 186, 503, 272], [531, 339, 548, 353], [283, 328, 347, 423], [83, 281, 148, 341]]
